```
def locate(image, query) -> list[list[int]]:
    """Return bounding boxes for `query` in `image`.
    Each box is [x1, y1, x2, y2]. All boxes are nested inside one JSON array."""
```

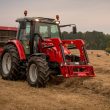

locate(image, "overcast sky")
[[0, 0, 110, 34]]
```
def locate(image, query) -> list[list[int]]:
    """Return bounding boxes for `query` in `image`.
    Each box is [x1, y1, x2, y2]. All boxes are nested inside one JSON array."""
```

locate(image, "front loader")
[[0, 12, 95, 87]]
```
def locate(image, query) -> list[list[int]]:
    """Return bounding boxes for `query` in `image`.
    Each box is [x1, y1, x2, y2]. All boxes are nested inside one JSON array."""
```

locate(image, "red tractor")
[[0, 13, 95, 87]]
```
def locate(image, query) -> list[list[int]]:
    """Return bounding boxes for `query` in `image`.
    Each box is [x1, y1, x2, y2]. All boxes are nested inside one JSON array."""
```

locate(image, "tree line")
[[61, 31, 110, 52]]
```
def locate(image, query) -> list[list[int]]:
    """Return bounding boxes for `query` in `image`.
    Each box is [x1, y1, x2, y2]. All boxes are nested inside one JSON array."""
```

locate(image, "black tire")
[[27, 56, 50, 88], [1, 44, 21, 80]]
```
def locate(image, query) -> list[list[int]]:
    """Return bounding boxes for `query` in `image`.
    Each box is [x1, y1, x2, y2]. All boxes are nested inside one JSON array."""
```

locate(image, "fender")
[[6, 40, 26, 60]]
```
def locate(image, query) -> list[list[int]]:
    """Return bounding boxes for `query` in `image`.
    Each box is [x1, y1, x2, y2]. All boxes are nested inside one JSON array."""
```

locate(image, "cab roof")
[[16, 17, 56, 24]]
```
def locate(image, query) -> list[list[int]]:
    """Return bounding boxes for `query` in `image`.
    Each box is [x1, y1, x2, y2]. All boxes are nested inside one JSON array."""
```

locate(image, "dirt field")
[[0, 50, 110, 110]]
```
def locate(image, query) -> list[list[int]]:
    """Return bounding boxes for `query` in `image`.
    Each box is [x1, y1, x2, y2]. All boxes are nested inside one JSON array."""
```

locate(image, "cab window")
[[26, 23, 31, 35], [50, 25, 59, 38], [36, 23, 60, 38], [19, 22, 31, 40], [39, 25, 49, 38], [18, 22, 31, 55]]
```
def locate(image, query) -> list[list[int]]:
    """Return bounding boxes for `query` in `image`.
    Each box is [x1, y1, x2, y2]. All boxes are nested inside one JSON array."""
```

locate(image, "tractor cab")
[[16, 16, 77, 57], [16, 17, 61, 56]]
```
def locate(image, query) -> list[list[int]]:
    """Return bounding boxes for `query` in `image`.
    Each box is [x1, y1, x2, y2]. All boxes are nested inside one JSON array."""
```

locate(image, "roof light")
[[35, 19, 39, 22], [56, 15, 59, 21], [56, 21, 60, 24], [55, 15, 60, 24], [24, 10, 27, 17]]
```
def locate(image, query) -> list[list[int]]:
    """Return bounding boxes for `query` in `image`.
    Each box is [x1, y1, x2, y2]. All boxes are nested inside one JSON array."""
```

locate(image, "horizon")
[[0, 0, 110, 34]]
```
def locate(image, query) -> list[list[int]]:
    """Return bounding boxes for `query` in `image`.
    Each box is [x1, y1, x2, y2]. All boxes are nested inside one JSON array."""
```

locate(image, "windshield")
[[35, 23, 60, 38]]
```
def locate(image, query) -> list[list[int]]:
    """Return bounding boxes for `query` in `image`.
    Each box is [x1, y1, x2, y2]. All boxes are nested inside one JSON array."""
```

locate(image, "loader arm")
[[62, 39, 89, 64], [38, 38, 95, 77]]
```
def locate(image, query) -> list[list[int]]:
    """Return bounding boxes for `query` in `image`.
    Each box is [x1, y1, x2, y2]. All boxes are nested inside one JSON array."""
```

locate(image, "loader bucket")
[[60, 64, 95, 78]]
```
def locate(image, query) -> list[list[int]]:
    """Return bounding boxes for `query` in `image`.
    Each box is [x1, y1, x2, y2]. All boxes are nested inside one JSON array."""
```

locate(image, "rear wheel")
[[1, 44, 21, 80], [27, 56, 50, 87]]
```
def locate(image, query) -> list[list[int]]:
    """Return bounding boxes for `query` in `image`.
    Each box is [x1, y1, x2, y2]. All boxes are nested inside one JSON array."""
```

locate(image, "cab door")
[[18, 22, 31, 56]]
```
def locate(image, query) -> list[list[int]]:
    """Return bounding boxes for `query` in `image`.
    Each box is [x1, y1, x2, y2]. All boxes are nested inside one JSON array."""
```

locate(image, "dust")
[[83, 79, 110, 98], [59, 77, 87, 89]]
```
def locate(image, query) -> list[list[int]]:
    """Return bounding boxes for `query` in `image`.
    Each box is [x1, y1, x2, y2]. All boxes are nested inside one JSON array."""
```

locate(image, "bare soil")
[[0, 50, 110, 110]]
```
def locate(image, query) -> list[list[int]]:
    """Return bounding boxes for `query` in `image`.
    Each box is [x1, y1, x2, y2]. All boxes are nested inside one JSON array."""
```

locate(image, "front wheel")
[[27, 56, 50, 88]]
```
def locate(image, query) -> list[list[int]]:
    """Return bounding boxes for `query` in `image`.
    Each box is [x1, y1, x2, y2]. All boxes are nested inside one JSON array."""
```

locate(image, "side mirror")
[[20, 21, 26, 29], [73, 26, 77, 34]]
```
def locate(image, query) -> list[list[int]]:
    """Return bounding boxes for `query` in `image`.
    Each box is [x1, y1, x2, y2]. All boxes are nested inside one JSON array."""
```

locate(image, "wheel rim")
[[29, 64, 38, 83], [2, 53, 12, 75]]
